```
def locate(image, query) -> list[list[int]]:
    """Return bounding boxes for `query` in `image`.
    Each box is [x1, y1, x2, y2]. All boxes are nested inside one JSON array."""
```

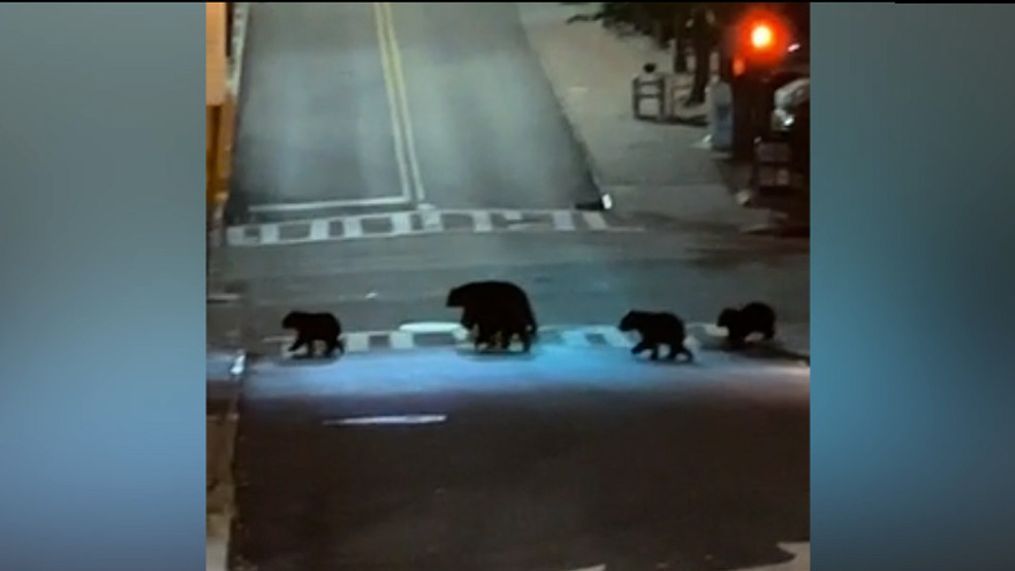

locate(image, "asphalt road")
[[230, 2, 598, 221], [230, 347, 810, 571], [216, 3, 810, 569]]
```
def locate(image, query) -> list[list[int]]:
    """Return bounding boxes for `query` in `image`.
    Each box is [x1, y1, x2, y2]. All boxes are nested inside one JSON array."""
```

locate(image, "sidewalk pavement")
[[518, 3, 771, 229], [518, 3, 807, 356]]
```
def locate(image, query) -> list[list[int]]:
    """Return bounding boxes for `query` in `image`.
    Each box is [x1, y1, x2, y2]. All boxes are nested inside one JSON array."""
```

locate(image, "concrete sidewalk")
[[518, 3, 770, 229]]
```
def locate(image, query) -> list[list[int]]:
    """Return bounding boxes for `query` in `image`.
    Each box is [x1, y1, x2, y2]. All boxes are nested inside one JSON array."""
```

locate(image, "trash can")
[[706, 79, 733, 151]]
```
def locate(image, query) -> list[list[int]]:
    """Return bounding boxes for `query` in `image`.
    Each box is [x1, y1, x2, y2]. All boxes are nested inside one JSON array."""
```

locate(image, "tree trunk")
[[688, 36, 710, 104], [672, 11, 688, 73]]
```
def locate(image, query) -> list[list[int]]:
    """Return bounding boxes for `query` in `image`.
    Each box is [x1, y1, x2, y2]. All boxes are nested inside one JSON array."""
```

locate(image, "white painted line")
[[562, 330, 591, 348], [565, 565, 605, 571], [553, 210, 577, 231], [249, 195, 411, 214], [597, 328, 634, 348], [502, 210, 522, 222], [398, 322, 463, 334], [382, 2, 427, 205], [421, 209, 442, 231], [324, 414, 446, 426], [207, 292, 241, 303], [225, 226, 246, 246], [389, 331, 414, 350], [374, 2, 412, 204], [346, 333, 371, 353], [391, 211, 412, 235], [260, 224, 280, 245], [344, 217, 364, 239], [582, 211, 609, 231], [309, 219, 329, 241], [472, 210, 493, 233]]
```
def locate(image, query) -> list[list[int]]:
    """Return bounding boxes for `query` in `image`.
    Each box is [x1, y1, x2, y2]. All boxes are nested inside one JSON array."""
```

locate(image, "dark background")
[[0, 4, 1013, 570]]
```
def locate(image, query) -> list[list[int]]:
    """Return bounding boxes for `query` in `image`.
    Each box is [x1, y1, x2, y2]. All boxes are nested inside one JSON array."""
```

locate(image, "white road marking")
[[344, 217, 364, 239], [249, 195, 412, 214], [421, 209, 443, 231], [398, 322, 465, 334], [260, 224, 279, 245], [591, 326, 633, 348], [561, 330, 591, 348], [324, 414, 446, 426], [389, 331, 414, 350], [309, 219, 329, 241], [472, 210, 493, 233], [565, 565, 605, 571], [391, 211, 412, 235], [553, 210, 577, 231], [225, 226, 246, 246], [374, 1, 412, 204], [225, 209, 641, 247], [346, 333, 371, 353], [381, 2, 427, 205], [582, 211, 609, 230]]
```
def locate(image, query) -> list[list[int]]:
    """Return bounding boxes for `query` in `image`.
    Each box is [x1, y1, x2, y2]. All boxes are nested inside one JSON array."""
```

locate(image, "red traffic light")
[[750, 23, 775, 50]]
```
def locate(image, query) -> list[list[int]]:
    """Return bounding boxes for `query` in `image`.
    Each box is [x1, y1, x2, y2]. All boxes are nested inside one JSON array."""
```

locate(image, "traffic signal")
[[750, 22, 775, 50], [733, 10, 792, 74]]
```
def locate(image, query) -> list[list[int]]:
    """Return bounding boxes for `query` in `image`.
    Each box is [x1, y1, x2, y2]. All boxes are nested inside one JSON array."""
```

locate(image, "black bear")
[[446, 281, 538, 351], [281, 311, 345, 358], [716, 301, 776, 348], [619, 310, 693, 362]]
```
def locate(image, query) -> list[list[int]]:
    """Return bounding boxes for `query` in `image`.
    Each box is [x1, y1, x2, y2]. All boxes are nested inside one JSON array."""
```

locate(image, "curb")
[[517, 7, 612, 212], [227, 3, 251, 98]]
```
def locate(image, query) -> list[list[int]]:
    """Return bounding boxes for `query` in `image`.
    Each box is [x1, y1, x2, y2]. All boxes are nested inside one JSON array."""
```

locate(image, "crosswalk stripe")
[[225, 209, 643, 247], [582, 211, 609, 230], [421, 209, 443, 231], [553, 211, 577, 231], [389, 331, 414, 350], [344, 217, 364, 239], [261, 224, 280, 244], [309, 219, 329, 241], [472, 211, 493, 233], [391, 211, 412, 235], [561, 330, 591, 347], [345, 333, 371, 353]]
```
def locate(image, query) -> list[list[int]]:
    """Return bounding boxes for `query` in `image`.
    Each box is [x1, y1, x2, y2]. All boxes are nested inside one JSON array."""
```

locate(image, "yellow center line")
[[374, 2, 411, 203], [381, 2, 428, 205]]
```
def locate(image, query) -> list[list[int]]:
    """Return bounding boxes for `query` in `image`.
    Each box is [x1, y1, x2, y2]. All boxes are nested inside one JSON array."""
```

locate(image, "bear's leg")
[[649, 343, 660, 361], [288, 335, 306, 353], [631, 340, 650, 356], [324, 337, 340, 357]]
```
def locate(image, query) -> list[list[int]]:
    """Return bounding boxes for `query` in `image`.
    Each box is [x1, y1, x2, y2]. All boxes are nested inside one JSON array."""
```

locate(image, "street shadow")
[[276, 353, 343, 367], [696, 334, 809, 365], [453, 346, 541, 362]]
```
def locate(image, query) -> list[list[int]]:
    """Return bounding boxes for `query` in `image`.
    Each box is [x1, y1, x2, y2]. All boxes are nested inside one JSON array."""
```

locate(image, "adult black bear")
[[281, 311, 345, 358], [446, 281, 538, 351], [619, 310, 693, 362], [716, 301, 776, 348]]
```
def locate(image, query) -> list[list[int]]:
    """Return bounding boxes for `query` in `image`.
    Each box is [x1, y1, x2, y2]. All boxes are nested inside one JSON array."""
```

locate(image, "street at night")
[[208, 3, 810, 570]]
